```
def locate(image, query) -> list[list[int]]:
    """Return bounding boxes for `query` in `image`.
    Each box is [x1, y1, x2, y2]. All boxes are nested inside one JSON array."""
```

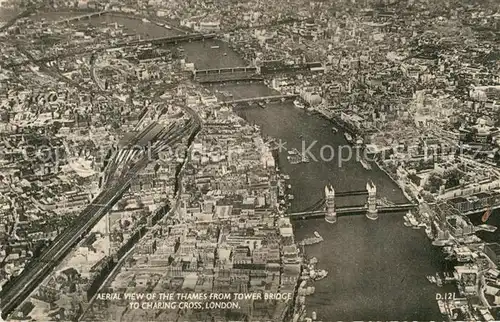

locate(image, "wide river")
[[42, 13, 455, 320]]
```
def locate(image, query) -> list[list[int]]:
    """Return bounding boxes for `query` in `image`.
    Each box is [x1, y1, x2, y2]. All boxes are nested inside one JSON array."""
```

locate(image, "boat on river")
[[359, 158, 371, 170], [404, 211, 420, 228], [294, 100, 305, 109], [475, 224, 497, 232], [344, 132, 353, 143]]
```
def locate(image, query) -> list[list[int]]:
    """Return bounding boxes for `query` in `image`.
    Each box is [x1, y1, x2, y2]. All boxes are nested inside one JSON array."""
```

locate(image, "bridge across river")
[[195, 73, 264, 84], [53, 10, 107, 24], [116, 33, 215, 47], [193, 66, 259, 76], [221, 94, 297, 105], [288, 203, 417, 220], [288, 181, 417, 222], [193, 66, 264, 84]]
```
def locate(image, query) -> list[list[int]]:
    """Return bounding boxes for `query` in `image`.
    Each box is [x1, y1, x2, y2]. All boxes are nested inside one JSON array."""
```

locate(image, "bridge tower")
[[325, 185, 337, 223], [366, 181, 378, 220]]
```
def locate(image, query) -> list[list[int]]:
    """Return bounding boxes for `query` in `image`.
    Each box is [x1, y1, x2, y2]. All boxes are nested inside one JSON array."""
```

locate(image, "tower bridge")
[[288, 181, 417, 222]]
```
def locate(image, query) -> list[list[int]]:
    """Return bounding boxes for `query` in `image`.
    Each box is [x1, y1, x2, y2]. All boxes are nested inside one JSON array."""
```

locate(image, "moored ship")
[[344, 132, 353, 143], [294, 100, 305, 109], [299, 232, 324, 246], [359, 158, 371, 170], [437, 300, 447, 315], [313, 269, 328, 281], [475, 224, 497, 232]]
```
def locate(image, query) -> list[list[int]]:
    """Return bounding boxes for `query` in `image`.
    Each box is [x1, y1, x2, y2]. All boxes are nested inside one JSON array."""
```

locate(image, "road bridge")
[[193, 66, 259, 77], [288, 203, 417, 220], [288, 181, 416, 222], [221, 94, 297, 105]]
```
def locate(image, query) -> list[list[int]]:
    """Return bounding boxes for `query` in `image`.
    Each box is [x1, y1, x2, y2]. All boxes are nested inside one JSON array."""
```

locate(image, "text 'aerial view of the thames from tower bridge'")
[[1, 0, 500, 321]]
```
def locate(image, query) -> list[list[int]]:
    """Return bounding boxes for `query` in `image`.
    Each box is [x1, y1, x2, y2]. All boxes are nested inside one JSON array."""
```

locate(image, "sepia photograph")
[[0, 0, 499, 321]]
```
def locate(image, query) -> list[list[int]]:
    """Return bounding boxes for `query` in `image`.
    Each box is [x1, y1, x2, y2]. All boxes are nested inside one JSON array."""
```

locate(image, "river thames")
[[177, 36, 448, 319], [43, 13, 451, 320]]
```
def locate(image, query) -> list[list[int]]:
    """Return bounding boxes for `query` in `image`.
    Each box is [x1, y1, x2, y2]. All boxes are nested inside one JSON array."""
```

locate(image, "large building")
[[195, 21, 221, 33]]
